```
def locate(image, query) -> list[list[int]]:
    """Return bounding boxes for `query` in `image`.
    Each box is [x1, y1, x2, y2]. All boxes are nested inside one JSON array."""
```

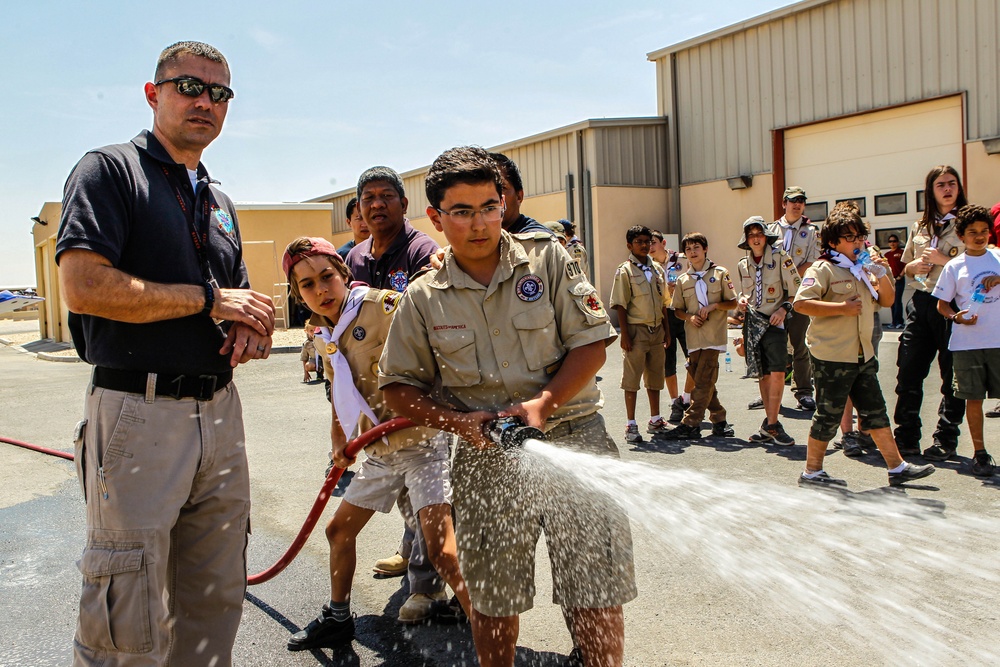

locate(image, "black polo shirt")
[[344, 219, 439, 291], [56, 130, 249, 375], [507, 214, 553, 236]]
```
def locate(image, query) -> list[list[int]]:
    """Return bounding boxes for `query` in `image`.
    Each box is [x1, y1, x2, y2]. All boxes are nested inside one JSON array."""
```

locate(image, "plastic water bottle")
[[667, 264, 679, 285], [966, 284, 987, 318], [915, 272, 928, 285], [854, 249, 887, 279], [725, 349, 732, 372]]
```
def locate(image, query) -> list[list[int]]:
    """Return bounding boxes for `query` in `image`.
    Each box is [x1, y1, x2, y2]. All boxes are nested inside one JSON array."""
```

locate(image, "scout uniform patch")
[[352, 326, 366, 341], [213, 207, 235, 236], [566, 259, 582, 279], [801, 277, 816, 287], [516, 275, 544, 302], [389, 269, 408, 292], [381, 291, 400, 314]]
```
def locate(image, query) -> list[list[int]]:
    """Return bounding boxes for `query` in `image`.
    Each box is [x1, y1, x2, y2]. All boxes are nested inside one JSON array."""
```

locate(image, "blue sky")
[[0, 0, 786, 286]]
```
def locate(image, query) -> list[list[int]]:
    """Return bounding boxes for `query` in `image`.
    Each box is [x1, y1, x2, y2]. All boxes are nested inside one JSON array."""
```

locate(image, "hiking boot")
[[748, 397, 765, 410], [922, 443, 957, 462], [647, 417, 669, 434], [668, 397, 689, 423], [398, 591, 449, 624], [972, 450, 996, 477], [763, 421, 795, 446], [748, 418, 773, 444], [888, 462, 935, 486], [711, 421, 735, 437], [288, 605, 355, 651], [663, 423, 702, 440], [798, 471, 848, 488], [796, 395, 816, 411], [373, 552, 408, 577], [625, 424, 643, 444]]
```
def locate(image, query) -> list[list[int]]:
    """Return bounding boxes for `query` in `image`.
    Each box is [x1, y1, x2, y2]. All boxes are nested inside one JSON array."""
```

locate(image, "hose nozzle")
[[484, 416, 545, 452]]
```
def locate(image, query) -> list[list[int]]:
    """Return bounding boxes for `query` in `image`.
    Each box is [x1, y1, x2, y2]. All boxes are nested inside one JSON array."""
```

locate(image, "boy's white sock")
[[682, 392, 691, 403], [627, 420, 637, 426], [888, 462, 908, 474], [650, 415, 662, 422]]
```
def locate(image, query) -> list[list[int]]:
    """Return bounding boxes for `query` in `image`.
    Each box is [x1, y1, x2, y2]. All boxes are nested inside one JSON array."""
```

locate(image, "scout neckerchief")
[[749, 253, 765, 307], [690, 261, 714, 307], [777, 217, 796, 253], [315, 284, 380, 441], [630, 255, 654, 283], [825, 250, 879, 299], [930, 210, 956, 250]]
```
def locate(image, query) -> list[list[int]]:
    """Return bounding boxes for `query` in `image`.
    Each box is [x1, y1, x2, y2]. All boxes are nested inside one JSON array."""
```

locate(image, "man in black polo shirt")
[[489, 151, 554, 235], [57, 41, 273, 667]]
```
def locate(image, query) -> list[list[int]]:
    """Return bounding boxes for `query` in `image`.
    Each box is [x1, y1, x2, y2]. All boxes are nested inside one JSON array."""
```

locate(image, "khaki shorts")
[[343, 432, 452, 514], [621, 323, 666, 391], [952, 348, 1000, 401], [453, 413, 637, 617]]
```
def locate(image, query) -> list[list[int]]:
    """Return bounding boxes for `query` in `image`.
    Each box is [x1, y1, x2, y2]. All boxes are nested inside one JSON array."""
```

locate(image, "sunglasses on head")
[[156, 76, 234, 103]]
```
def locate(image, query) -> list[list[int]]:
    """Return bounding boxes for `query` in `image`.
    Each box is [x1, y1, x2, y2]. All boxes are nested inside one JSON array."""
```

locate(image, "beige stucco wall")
[[678, 175, 775, 278], [589, 186, 670, 303], [966, 141, 1000, 209]]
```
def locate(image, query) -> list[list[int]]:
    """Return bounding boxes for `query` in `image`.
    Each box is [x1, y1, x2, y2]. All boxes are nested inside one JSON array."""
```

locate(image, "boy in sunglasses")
[[379, 146, 636, 667], [793, 201, 935, 488]]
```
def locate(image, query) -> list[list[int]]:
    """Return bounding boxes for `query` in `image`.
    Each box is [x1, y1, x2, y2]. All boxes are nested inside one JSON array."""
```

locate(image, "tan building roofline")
[[646, 0, 834, 61]]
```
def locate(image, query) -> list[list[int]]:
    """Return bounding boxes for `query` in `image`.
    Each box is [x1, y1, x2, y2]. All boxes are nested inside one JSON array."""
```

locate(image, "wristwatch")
[[780, 302, 794, 314]]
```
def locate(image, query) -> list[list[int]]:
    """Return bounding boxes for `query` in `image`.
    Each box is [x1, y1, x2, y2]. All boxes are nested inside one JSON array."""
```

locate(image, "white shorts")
[[343, 432, 452, 514]]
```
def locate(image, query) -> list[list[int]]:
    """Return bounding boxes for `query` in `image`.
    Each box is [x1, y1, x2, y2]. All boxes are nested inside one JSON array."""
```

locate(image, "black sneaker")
[[971, 450, 996, 477], [288, 605, 355, 651], [668, 397, 689, 423], [663, 423, 701, 440], [748, 418, 773, 444], [796, 396, 816, 411], [888, 462, 936, 487], [985, 402, 1000, 418], [764, 421, 795, 446], [748, 397, 765, 410], [798, 471, 848, 488], [922, 443, 956, 462], [840, 432, 864, 457], [711, 421, 735, 437]]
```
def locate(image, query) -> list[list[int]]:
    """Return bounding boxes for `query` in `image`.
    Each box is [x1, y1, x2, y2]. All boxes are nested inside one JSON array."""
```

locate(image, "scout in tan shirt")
[[281, 237, 471, 653], [379, 146, 636, 667], [735, 216, 801, 445], [663, 232, 738, 440], [609, 225, 670, 442], [893, 165, 969, 459], [792, 202, 934, 490]]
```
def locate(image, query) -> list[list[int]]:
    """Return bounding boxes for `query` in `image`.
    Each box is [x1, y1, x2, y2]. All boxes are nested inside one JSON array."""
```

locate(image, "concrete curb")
[[37, 352, 82, 363]]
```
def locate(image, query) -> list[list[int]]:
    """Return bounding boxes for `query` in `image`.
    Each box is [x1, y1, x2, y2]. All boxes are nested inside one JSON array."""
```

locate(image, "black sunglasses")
[[156, 76, 234, 103]]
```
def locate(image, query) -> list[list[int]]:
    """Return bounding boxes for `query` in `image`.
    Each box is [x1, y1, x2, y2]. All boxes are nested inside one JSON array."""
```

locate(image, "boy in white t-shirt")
[[931, 204, 1000, 476]]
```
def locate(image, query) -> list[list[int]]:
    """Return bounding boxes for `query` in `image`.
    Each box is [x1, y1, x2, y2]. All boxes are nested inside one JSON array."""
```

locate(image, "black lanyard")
[[160, 165, 215, 283]]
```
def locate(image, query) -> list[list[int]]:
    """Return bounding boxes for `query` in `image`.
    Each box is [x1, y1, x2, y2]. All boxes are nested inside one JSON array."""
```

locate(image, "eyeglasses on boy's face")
[[839, 233, 868, 243], [434, 205, 504, 223], [156, 76, 235, 103]]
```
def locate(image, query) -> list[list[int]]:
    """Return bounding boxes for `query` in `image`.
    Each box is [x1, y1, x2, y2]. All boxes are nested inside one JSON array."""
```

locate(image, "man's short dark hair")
[[425, 146, 504, 209], [681, 232, 709, 251], [955, 204, 993, 237], [489, 152, 523, 193], [346, 197, 358, 220], [820, 201, 869, 249], [626, 225, 653, 244], [155, 41, 229, 82], [357, 166, 405, 201]]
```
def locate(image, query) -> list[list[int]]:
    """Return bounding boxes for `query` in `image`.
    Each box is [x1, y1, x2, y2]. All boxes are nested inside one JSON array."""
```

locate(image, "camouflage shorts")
[[809, 355, 890, 442]]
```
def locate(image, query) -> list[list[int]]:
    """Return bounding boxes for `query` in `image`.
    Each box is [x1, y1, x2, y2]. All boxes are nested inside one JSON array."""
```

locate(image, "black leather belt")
[[93, 367, 232, 401]]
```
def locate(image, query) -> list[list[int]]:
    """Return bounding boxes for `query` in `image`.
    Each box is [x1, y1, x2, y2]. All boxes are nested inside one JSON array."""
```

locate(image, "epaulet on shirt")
[[409, 265, 434, 283], [512, 231, 555, 242]]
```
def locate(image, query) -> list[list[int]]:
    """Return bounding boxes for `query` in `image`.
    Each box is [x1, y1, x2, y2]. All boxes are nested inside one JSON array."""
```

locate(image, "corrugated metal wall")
[[665, 0, 1000, 184], [593, 124, 669, 187]]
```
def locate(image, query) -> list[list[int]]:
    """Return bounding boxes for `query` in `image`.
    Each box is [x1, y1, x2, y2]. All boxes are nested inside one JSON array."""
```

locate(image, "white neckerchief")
[[316, 285, 379, 441], [828, 251, 878, 299], [930, 211, 956, 249], [630, 256, 654, 283], [690, 261, 714, 307], [778, 217, 796, 253], [750, 255, 764, 307]]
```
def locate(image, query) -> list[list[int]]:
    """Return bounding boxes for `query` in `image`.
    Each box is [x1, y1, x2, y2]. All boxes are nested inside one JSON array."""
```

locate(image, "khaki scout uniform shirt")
[[670, 262, 737, 351], [769, 216, 820, 268], [794, 260, 880, 363], [737, 247, 802, 317], [378, 231, 616, 430], [568, 240, 589, 279], [608, 253, 667, 327], [312, 288, 438, 456], [901, 215, 965, 292]]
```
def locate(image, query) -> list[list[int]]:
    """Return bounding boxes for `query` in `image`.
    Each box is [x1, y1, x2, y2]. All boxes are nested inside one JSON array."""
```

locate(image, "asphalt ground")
[[1, 324, 998, 666]]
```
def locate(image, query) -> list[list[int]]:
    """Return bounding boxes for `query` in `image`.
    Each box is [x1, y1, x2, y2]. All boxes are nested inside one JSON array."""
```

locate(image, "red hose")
[[1, 418, 415, 586], [246, 417, 413, 585], [1, 435, 74, 461]]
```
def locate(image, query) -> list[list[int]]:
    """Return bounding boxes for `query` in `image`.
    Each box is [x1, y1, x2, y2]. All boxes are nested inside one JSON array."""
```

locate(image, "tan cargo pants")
[[72, 383, 251, 667]]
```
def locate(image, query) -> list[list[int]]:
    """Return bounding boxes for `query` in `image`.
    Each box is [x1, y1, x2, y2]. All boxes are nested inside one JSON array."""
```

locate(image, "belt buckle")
[[167, 375, 186, 400], [195, 374, 218, 401]]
